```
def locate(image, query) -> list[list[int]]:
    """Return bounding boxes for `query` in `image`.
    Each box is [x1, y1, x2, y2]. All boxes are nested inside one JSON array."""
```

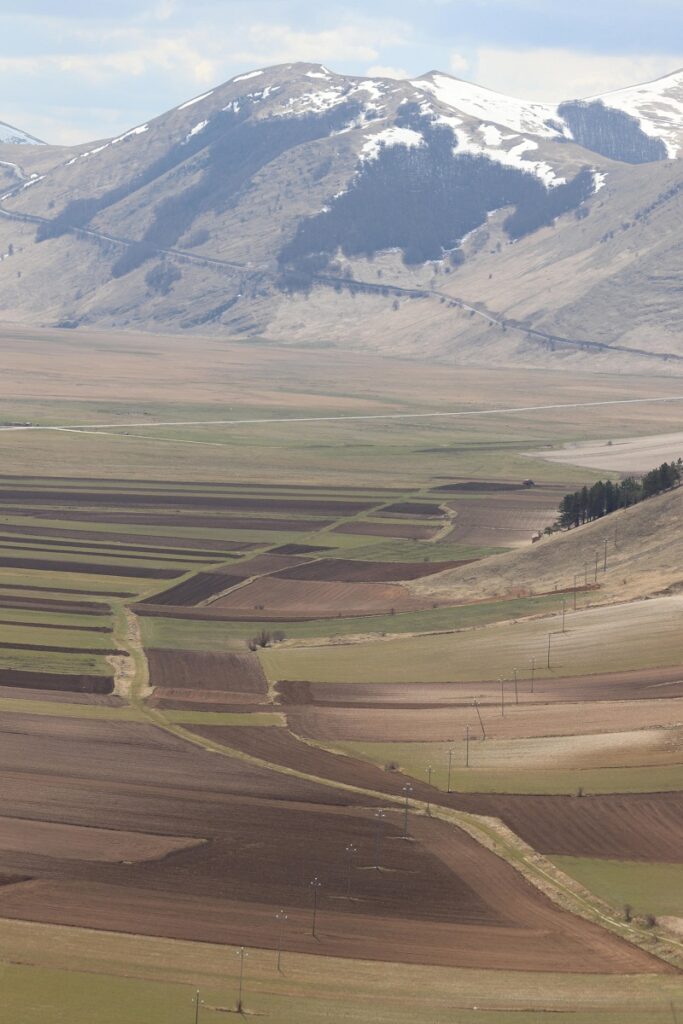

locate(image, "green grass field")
[[552, 857, 683, 919], [330, 741, 683, 794]]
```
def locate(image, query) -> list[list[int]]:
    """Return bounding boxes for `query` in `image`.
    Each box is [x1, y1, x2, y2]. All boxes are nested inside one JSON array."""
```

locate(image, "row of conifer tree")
[[556, 460, 682, 529]]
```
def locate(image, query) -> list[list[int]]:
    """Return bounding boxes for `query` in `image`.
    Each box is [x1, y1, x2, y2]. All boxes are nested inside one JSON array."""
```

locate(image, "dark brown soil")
[[271, 544, 331, 554], [147, 649, 268, 694], [375, 502, 445, 518], [332, 521, 438, 539], [0, 595, 110, 615], [0, 619, 110, 633], [0, 669, 113, 694], [0, 642, 123, 655], [0, 556, 184, 578], [140, 572, 242, 606]]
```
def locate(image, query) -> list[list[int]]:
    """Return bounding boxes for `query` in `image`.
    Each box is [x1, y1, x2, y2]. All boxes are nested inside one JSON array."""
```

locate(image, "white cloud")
[[365, 64, 411, 80], [449, 52, 470, 74], [228, 21, 410, 68], [472, 47, 683, 101]]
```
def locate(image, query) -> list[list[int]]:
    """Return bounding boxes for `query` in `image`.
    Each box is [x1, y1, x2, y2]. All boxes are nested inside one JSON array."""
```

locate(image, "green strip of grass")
[[332, 741, 683, 794], [139, 594, 568, 650], [0, 697, 141, 719]]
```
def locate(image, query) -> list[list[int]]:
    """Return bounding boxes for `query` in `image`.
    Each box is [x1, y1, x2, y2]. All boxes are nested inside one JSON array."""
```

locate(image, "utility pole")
[[373, 809, 386, 869], [561, 600, 566, 633], [275, 910, 288, 972], [345, 844, 357, 898], [547, 632, 552, 670], [583, 561, 588, 587], [194, 989, 201, 1024], [402, 783, 413, 838], [573, 573, 579, 610], [474, 699, 486, 739], [235, 948, 248, 1014], [465, 725, 470, 768], [500, 678, 505, 717], [530, 657, 535, 694], [426, 766, 433, 814], [447, 748, 454, 792], [594, 551, 599, 583], [513, 668, 518, 704], [603, 536, 608, 572], [309, 877, 322, 937]]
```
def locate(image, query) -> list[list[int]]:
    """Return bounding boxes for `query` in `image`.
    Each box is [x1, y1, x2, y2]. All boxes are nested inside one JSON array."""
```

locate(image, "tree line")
[[556, 460, 682, 529]]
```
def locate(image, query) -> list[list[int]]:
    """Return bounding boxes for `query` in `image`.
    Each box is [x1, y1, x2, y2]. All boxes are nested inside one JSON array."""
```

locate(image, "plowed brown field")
[[274, 558, 469, 582], [147, 649, 268, 694], [333, 521, 438, 539]]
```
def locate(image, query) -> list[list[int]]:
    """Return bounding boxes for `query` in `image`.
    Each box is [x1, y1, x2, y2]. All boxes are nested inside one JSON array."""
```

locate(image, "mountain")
[[0, 63, 681, 371], [0, 119, 44, 145]]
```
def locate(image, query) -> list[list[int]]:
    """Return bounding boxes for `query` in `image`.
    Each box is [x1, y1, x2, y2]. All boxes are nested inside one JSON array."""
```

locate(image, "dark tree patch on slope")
[[558, 101, 668, 164], [280, 112, 595, 271]]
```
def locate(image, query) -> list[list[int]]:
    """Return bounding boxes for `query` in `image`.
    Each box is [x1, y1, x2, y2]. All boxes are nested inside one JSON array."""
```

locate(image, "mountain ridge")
[[0, 61, 681, 371]]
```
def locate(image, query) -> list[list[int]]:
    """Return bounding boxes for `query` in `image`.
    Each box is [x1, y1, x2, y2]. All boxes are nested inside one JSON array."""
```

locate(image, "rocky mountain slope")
[[0, 63, 681, 370]]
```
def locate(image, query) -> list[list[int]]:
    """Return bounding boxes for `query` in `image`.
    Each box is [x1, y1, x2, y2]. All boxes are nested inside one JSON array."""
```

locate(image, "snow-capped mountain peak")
[[0, 120, 45, 145], [592, 68, 683, 158], [413, 72, 561, 138]]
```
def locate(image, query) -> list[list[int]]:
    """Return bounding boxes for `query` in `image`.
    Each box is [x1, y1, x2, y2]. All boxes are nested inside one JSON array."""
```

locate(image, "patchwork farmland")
[[2, 330, 683, 1020]]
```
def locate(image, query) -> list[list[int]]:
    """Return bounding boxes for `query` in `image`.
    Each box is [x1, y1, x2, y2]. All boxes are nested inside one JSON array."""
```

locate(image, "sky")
[[2, 0, 682, 145]]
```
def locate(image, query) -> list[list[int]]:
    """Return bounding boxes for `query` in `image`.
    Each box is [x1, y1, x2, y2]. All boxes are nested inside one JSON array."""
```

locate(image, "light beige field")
[[529, 431, 683, 473]]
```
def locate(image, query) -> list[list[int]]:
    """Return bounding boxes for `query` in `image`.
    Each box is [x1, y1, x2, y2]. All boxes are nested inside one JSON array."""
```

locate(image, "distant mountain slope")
[[409, 484, 683, 606], [0, 62, 681, 370]]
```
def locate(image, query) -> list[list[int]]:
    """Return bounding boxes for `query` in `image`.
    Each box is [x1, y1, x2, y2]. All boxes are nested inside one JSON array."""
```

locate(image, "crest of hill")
[[409, 485, 683, 606]]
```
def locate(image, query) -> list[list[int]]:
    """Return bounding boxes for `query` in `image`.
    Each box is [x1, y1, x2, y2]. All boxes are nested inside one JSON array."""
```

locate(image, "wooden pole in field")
[[465, 726, 470, 767], [474, 699, 486, 739], [547, 632, 552, 669], [500, 678, 505, 717], [530, 657, 535, 693]]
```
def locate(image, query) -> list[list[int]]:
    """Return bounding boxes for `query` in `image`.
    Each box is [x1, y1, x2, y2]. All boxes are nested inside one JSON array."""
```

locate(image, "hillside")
[[0, 63, 681, 369], [410, 484, 683, 605]]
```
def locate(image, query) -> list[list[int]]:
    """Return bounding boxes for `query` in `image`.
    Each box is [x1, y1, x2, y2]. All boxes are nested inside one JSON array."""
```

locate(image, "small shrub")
[[623, 904, 632, 922]]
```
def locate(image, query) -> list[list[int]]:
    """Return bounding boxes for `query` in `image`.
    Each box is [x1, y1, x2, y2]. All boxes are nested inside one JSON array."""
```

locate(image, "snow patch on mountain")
[[178, 90, 214, 110], [233, 70, 263, 83], [361, 126, 425, 161], [594, 70, 683, 157], [414, 73, 561, 138]]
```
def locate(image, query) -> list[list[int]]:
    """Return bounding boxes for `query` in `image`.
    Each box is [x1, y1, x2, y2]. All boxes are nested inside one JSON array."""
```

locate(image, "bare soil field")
[[442, 490, 563, 549], [333, 522, 439, 540], [0, 817, 661, 974], [277, 666, 683, 709], [0, 713, 359, 810], [0, 556, 183, 579], [286, 696, 683, 743], [209, 578, 436, 617], [140, 572, 243, 607], [274, 559, 469, 582], [375, 502, 445, 518], [449, 791, 683, 862], [147, 649, 268, 695], [0, 817, 204, 864], [229, 553, 314, 577], [0, 668, 113, 695]]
